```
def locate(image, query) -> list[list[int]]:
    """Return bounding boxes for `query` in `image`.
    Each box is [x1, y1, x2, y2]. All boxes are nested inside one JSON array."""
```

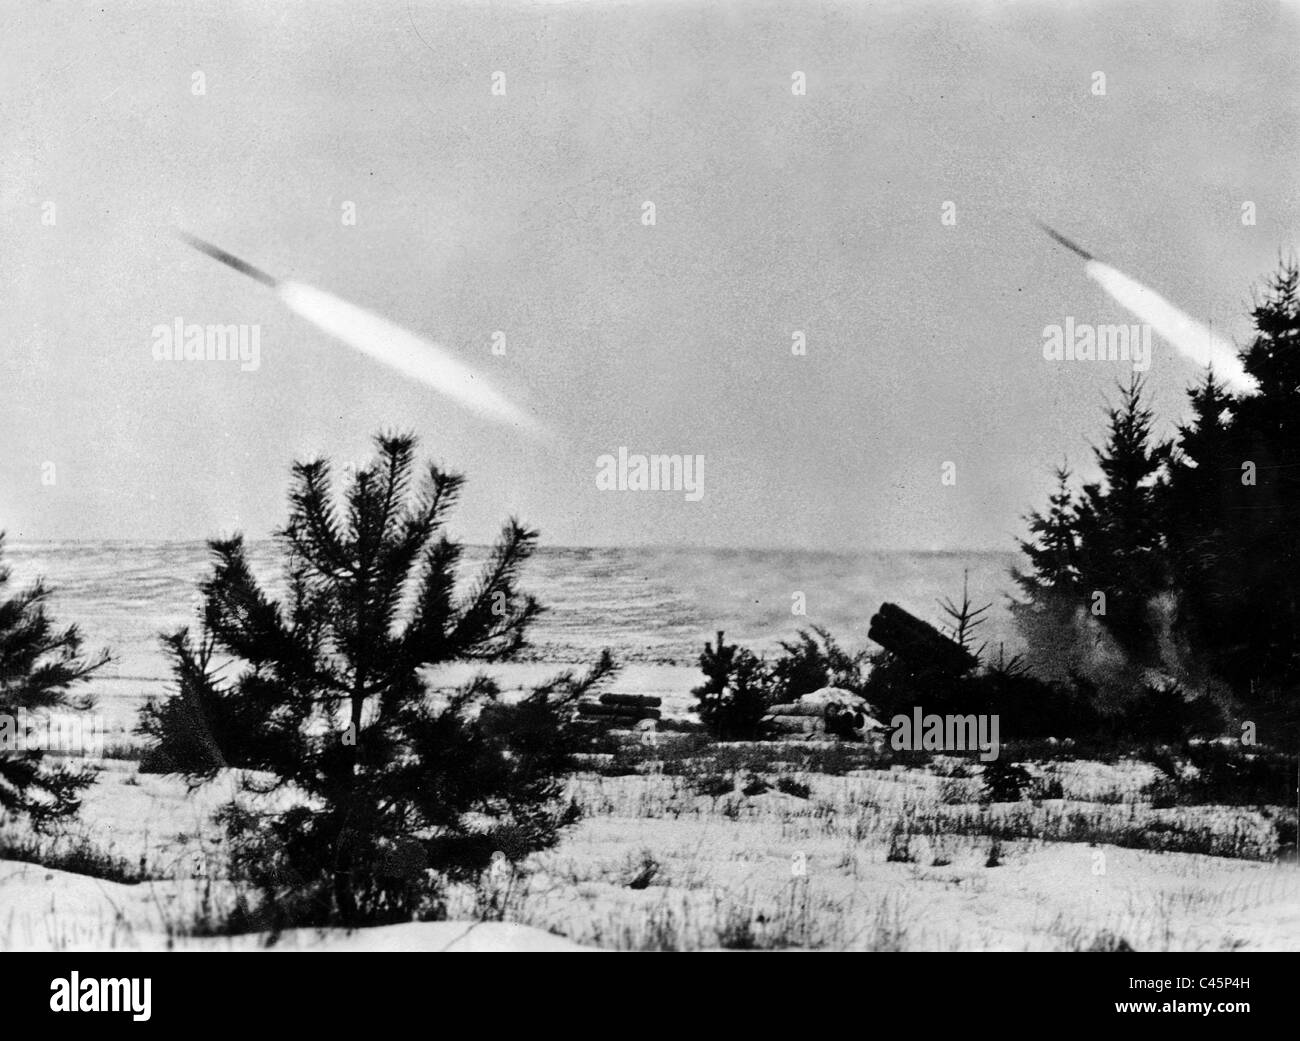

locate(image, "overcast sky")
[[2, 0, 1297, 550]]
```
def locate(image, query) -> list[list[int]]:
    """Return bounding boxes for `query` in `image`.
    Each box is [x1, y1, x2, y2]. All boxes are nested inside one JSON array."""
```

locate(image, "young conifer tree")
[[140, 433, 614, 925], [0, 534, 108, 827]]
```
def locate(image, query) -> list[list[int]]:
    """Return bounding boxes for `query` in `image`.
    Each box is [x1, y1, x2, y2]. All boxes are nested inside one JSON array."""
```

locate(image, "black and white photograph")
[[1, 0, 1298, 987]]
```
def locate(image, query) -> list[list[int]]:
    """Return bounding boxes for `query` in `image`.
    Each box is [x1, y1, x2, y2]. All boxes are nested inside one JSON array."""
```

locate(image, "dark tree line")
[[1014, 258, 1300, 733]]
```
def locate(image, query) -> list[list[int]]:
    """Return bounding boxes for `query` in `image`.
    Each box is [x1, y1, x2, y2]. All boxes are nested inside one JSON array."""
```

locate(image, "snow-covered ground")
[[0, 861, 591, 951], [3, 755, 1297, 952]]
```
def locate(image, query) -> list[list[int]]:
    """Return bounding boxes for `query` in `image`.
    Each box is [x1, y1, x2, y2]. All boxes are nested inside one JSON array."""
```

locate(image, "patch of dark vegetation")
[[900, 804, 1274, 860], [1142, 743, 1296, 806], [691, 772, 735, 798], [691, 631, 771, 741], [715, 911, 761, 950], [981, 761, 1033, 803], [1031, 776, 1065, 801], [0, 831, 150, 884], [689, 626, 869, 742], [98, 741, 144, 762], [886, 824, 915, 864], [588, 734, 878, 781], [623, 850, 660, 890], [776, 776, 811, 799], [1085, 931, 1135, 952]]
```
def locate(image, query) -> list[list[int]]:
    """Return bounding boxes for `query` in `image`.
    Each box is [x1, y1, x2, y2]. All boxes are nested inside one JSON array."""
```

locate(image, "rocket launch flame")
[[1083, 259, 1255, 395], [276, 280, 544, 434], [1037, 221, 1256, 395], [178, 232, 545, 434]]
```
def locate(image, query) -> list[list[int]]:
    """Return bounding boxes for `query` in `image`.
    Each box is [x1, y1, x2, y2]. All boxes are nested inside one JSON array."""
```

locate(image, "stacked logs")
[[762, 701, 824, 737], [575, 693, 662, 730], [867, 601, 977, 675]]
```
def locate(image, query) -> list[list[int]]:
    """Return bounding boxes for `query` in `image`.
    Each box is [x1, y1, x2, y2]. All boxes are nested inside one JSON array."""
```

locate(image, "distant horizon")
[[3, 535, 1021, 556]]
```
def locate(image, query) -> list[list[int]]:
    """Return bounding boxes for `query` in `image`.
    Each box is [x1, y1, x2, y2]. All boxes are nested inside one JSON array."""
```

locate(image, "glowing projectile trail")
[[177, 232, 545, 434], [1035, 221, 1256, 395]]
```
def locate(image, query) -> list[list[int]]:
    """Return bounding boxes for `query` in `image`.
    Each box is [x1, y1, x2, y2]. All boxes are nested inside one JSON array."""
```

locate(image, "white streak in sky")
[[1083, 260, 1256, 395], [276, 281, 546, 436]]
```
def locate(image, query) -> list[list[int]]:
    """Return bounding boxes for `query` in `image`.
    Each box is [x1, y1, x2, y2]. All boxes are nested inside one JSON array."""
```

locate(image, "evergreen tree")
[[937, 569, 992, 663], [691, 631, 770, 739], [1165, 370, 1240, 674], [769, 625, 869, 700], [1013, 380, 1171, 673], [1009, 467, 1086, 680], [139, 433, 615, 926], [1170, 258, 1300, 689], [1071, 377, 1172, 663], [1224, 259, 1300, 687], [0, 534, 108, 827], [1012, 466, 1081, 603]]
